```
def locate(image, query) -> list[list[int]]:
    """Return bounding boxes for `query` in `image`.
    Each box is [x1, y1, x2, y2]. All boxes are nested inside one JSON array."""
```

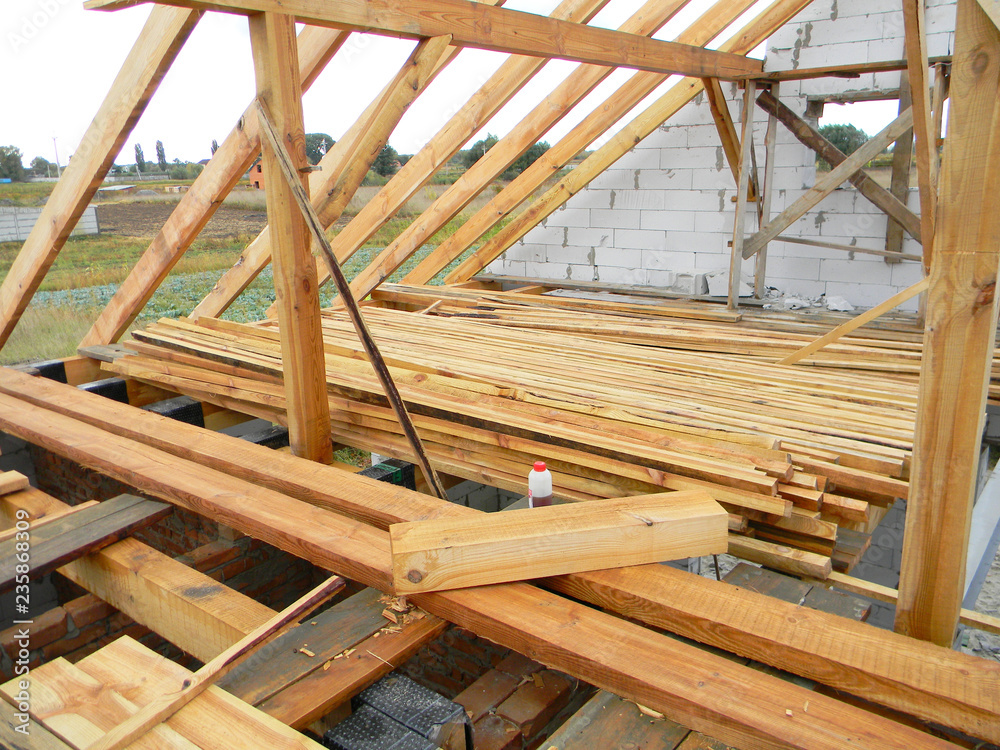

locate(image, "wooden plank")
[[736, 55, 953, 81], [0, 501, 98, 544], [87, 0, 763, 79], [391, 492, 728, 593], [360, 0, 686, 293], [250, 12, 332, 463], [703, 77, 757, 200], [779, 278, 929, 366], [1, 699, 74, 750], [443, 0, 814, 283], [776, 235, 923, 263], [0, 471, 29, 496], [754, 81, 779, 297], [727, 534, 833, 579], [257, 608, 447, 729], [0, 7, 200, 349], [896, 0, 1000, 646], [728, 80, 755, 310], [544, 690, 690, 749], [0, 494, 171, 594], [79, 26, 346, 347], [254, 99, 449, 499], [743, 107, 917, 260], [902, 0, 938, 272], [219, 587, 390, 706], [87, 575, 344, 750], [1, 384, 993, 745]]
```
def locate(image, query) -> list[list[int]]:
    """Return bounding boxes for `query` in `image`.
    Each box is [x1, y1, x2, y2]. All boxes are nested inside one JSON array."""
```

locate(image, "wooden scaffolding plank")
[[727, 81, 756, 310], [354, 0, 686, 294], [895, 0, 1000, 646], [742, 109, 916, 260], [250, 12, 332, 463], [87, 0, 763, 79], [390, 492, 728, 593], [755, 89, 922, 243], [444, 0, 813, 283], [2, 374, 996, 744], [0, 6, 200, 349], [79, 26, 347, 347], [0, 494, 170, 594]]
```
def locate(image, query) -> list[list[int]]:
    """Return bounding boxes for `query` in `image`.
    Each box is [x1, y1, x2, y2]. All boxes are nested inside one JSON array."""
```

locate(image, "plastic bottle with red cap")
[[528, 461, 553, 507]]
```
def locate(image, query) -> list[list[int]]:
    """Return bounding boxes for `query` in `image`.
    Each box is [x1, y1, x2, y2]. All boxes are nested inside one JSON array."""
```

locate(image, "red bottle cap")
[[533, 461, 547, 472]]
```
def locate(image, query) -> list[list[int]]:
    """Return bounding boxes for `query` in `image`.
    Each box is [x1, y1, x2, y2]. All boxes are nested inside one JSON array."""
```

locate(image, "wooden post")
[[895, 0, 1000, 646], [0, 7, 200, 349], [728, 81, 755, 310], [754, 82, 778, 298], [884, 72, 914, 262], [250, 12, 332, 463]]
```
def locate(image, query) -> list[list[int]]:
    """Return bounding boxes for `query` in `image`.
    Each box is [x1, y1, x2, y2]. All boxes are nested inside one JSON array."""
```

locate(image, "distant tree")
[[30, 156, 53, 177], [502, 141, 550, 180], [0, 147, 27, 182], [155, 140, 168, 171], [398, 154, 412, 167], [818, 124, 868, 156], [211, 139, 220, 156], [460, 134, 499, 169], [305, 133, 334, 165], [372, 144, 400, 177], [134, 143, 146, 173]]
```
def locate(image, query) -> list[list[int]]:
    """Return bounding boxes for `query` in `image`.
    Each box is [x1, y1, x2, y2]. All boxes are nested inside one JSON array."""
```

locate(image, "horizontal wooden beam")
[[735, 55, 952, 81], [84, 0, 763, 80]]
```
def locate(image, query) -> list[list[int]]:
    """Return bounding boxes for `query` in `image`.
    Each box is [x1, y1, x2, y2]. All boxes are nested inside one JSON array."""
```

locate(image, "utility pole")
[[52, 137, 61, 178]]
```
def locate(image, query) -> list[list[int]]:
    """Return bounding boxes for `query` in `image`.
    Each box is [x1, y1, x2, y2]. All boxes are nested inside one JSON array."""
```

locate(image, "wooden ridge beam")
[[0, 6, 200, 349], [755, 89, 922, 243], [1, 372, 996, 744], [79, 26, 347, 347], [443, 0, 813, 283], [0, 391, 966, 749], [350, 0, 688, 295], [742, 109, 915, 260], [896, 0, 1000, 646], [250, 12, 332, 463], [86, 0, 763, 79]]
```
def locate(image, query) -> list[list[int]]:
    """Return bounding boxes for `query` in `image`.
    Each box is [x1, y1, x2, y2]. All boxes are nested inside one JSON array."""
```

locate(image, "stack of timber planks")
[[106, 302, 922, 580]]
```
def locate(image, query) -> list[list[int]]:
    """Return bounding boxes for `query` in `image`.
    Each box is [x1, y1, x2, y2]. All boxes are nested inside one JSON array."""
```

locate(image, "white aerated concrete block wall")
[[496, 0, 956, 311]]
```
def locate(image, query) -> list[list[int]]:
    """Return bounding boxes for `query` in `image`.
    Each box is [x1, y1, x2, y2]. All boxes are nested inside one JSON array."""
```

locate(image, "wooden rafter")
[[896, 0, 1000, 646], [0, 6, 200, 349], [347, 0, 691, 297], [86, 0, 763, 79], [79, 26, 347, 347], [250, 11, 332, 463], [190, 20, 471, 322], [444, 0, 814, 284]]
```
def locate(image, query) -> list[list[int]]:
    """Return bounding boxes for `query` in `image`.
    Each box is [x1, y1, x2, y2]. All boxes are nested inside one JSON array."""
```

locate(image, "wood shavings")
[[323, 660, 332, 671], [532, 673, 545, 689], [635, 703, 664, 720], [299, 647, 315, 658], [382, 608, 399, 624], [785, 709, 794, 717]]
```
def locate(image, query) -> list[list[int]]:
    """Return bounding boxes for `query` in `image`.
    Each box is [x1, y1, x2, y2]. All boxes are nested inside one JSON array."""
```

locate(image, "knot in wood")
[[407, 569, 424, 583], [976, 281, 996, 308]]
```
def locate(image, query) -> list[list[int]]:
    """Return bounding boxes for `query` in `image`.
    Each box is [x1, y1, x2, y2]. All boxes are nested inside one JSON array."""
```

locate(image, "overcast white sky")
[[2, 0, 899, 169]]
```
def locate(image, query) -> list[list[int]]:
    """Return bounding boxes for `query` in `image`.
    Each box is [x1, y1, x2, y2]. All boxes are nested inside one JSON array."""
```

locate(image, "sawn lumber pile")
[[109, 304, 921, 580]]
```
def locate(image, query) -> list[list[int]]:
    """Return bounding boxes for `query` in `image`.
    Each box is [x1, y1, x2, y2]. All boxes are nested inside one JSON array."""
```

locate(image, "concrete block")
[[504, 243, 547, 262], [691, 168, 739, 191], [866, 36, 906, 62], [594, 246, 643, 267], [523, 261, 566, 279], [545, 245, 591, 265], [646, 269, 677, 288], [551, 207, 591, 227], [590, 208, 640, 229], [614, 228, 666, 251], [820, 257, 893, 285], [768, 256, 822, 281], [666, 190, 729, 212], [664, 230, 710, 252], [926, 31, 955, 59], [566, 263, 599, 282], [796, 42, 870, 71], [765, 277, 827, 298], [673, 273, 709, 295], [890, 261, 926, 288], [593, 169, 641, 190], [596, 266, 648, 285], [654, 126, 689, 150], [524, 225, 568, 246], [567, 227, 612, 247], [823, 281, 904, 309], [611, 190, 667, 211], [640, 209, 696, 232], [612, 148, 654, 171], [693, 212, 732, 233], [686, 124, 731, 148], [871, 70, 904, 91], [636, 168, 693, 190], [643, 249, 698, 271], [662, 146, 725, 171], [568, 188, 614, 209], [501, 260, 526, 276], [692, 252, 729, 271]]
